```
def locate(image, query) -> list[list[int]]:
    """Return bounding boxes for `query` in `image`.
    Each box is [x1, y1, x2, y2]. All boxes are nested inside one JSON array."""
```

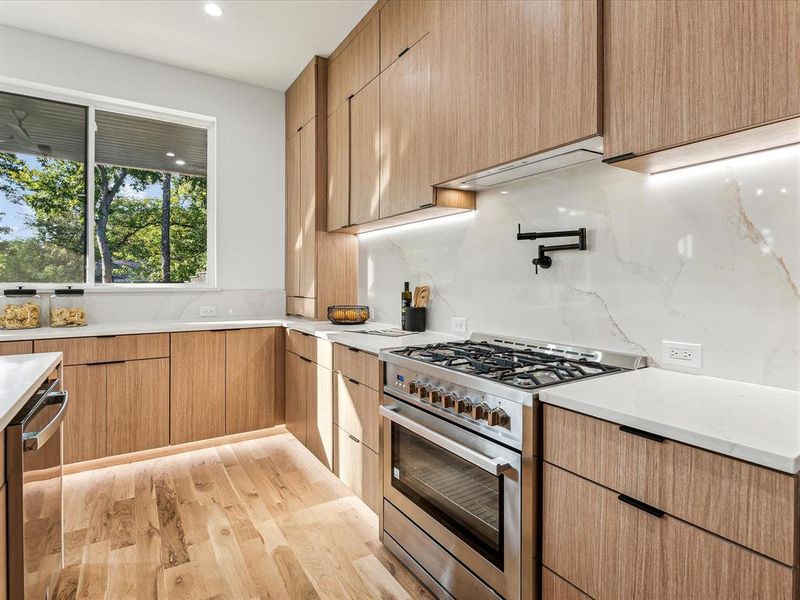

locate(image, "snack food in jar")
[[50, 287, 88, 327], [2, 287, 42, 329]]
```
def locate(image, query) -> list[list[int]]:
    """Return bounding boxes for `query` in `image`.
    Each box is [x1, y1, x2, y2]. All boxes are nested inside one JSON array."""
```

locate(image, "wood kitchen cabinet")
[[225, 328, 281, 435], [604, 0, 800, 173], [379, 0, 431, 71], [106, 358, 169, 456], [543, 463, 793, 599], [430, 0, 601, 186], [326, 101, 350, 231], [62, 364, 107, 463], [334, 425, 381, 514], [285, 57, 320, 139], [327, 14, 379, 117], [285, 351, 307, 444], [286, 56, 358, 319], [0, 340, 31, 356], [170, 330, 226, 445]]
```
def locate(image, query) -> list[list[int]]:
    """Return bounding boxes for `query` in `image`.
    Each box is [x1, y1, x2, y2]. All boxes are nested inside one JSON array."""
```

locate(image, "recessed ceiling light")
[[204, 3, 223, 17], [500, 190, 509, 195], [165, 152, 175, 157], [459, 184, 470, 189], [175, 159, 186, 166]]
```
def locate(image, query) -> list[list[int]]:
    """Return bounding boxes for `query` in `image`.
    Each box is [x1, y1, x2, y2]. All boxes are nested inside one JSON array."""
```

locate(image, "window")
[[0, 87, 213, 287]]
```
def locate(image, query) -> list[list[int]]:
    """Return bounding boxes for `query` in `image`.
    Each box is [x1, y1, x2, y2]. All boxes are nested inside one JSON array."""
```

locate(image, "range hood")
[[437, 136, 603, 190]]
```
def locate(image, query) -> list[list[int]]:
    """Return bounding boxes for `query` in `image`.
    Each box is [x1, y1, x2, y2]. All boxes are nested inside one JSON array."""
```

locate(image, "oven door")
[[381, 398, 521, 599]]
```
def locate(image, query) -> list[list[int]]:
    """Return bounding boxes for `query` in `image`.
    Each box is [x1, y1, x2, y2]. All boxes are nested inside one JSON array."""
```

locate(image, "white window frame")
[[0, 77, 218, 292]]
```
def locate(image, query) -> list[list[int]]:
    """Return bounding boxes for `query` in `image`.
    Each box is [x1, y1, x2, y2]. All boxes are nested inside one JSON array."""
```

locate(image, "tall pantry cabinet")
[[285, 56, 358, 319]]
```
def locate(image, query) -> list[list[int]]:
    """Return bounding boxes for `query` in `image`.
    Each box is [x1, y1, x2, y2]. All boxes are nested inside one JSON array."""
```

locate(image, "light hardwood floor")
[[53, 432, 434, 599]]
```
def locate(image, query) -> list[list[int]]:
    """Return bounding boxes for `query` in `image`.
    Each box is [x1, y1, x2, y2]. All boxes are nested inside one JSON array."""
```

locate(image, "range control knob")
[[454, 398, 472, 414], [408, 381, 418, 395], [442, 393, 456, 409], [418, 385, 430, 400], [487, 408, 510, 428], [430, 389, 441, 404], [471, 402, 490, 421]]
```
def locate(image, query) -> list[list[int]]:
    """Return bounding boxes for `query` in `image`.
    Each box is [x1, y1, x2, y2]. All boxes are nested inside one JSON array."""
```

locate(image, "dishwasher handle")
[[23, 391, 69, 452], [379, 405, 511, 476]]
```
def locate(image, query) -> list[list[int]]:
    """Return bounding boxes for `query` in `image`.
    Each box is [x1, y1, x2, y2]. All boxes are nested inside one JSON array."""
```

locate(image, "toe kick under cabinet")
[[542, 405, 798, 600]]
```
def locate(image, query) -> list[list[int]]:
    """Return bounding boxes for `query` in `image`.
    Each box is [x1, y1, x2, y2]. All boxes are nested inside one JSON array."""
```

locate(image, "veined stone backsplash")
[[358, 146, 800, 390], [46, 288, 285, 323]]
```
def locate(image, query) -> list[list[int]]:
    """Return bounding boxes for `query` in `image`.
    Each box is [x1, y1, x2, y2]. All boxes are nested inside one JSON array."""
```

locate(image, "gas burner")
[[391, 339, 624, 390]]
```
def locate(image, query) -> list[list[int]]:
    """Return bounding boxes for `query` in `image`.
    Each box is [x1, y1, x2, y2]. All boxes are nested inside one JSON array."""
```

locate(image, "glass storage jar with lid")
[[50, 287, 88, 327], [2, 287, 42, 329]]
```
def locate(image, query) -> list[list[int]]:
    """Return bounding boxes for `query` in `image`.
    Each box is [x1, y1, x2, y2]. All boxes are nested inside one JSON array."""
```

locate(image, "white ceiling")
[[0, 0, 376, 91]]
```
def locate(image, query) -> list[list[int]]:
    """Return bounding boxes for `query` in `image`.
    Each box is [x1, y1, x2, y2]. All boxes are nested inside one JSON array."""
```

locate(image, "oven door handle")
[[22, 390, 69, 452], [380, 405, 512, 475]]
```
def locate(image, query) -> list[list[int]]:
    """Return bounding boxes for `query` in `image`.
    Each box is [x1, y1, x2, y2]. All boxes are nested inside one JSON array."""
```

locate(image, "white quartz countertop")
[[0, 316, 462, 355], [540, 367, 800, 474], [0, 352, 62, 430]]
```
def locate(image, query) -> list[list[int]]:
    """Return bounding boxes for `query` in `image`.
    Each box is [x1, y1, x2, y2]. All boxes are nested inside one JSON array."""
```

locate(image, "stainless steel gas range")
[[378, 333, 647, 600]]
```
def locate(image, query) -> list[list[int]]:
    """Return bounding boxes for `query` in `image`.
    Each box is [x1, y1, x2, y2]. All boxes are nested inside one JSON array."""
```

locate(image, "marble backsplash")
[[61, 288, 285, 323], [358, 146, 800, 390]]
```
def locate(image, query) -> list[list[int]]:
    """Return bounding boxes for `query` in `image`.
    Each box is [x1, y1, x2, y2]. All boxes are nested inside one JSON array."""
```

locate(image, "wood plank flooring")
[[53, 432, 435, 599]]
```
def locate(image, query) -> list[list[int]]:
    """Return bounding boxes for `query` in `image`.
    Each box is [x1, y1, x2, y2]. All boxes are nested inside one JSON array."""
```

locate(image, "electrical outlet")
[[451, 317, 467, 334], [662, 340, 702, 368], [200, 305, 217, 317]]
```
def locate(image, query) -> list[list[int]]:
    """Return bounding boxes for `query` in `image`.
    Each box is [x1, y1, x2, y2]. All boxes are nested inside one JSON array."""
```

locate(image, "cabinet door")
[[327, 101, 350, 231], [542, 463, 793, 600], [380, 35, 432, 218], [0, 486, 6, 600], [286, 59, 317, 139], [604, 0, 800, 160], [305, 361, 333, 470], [226, 328, 278, 434], [431, 0, 600, 185], [285, 352, 307, 444], [334, 426, 381, 515], [328, 15, 380, 116], [334, 373, 379, 453], [380, 0, 432, 70], [62, 364, 107, 463], [350, 77, 380, 226], [286, 132, 301, 298], [298, 119, 317, 299], [0, 341, 32, 356], [106, 358, 169, 456], [170, 331, 226, 445]]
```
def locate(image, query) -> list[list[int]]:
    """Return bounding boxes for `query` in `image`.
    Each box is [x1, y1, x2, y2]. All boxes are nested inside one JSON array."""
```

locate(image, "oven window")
[[391, 423, 504, 568]]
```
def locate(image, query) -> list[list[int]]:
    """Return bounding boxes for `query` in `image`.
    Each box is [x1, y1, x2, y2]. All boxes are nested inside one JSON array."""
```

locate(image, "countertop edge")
[[0, 352, 62, 431], [539, 393, 799, 475]]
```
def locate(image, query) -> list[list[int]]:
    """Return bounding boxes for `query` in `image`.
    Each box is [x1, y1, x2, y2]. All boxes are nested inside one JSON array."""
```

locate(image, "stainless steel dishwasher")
[[6, 373, 69, 600]]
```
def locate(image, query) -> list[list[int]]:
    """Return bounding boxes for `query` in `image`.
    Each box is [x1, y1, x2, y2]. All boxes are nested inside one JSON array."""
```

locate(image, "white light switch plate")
[[662, 340, 702, 368], [451, 317, 467, 334], [200, 305, 217, 317]]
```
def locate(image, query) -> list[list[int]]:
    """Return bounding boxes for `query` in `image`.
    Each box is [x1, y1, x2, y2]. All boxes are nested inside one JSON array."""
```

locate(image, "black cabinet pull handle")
[[348, 434, 360, 443], [348, 347, 360, 353], [398, 47, 410, 58], [419, 202, 434, 208], [602, 152, 636, 164], [96, 335, 117, 339], [619, 425, 665, 443], [618, 494, 665, 518], [348, 378, 360, 385], [93, 360, 124, 366], [347, 93, 355, 100], [300, 356, 312, 364]]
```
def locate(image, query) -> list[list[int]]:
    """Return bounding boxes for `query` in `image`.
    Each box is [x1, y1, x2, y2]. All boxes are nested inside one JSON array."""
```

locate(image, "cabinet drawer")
[[543, 405, 796, 565], [0, 340, 32, 357], [542, 568, 591, 600], [334, 373, 379, 453], [34, 333, 169, 366], [334, 425, 381, 514], [286, 296, 315, 319], [333, 343, 380, 390], [286, 329, 332, 368], [542, 463, 793, 600]]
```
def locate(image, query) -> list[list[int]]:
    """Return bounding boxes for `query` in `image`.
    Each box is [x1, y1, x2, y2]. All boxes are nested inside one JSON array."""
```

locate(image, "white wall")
[[359, 148, 800, 390], [0, 25, 286, 318]]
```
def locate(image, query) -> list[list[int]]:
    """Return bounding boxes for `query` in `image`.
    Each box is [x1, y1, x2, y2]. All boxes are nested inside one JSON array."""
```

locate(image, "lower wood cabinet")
[[334, 373, 379, 453], [285, 351, 307, 444], [170, 330, 226, 445], [334, 425, 381, 514], [285, 350, 334, 469], [225, 328, 281, 434], [542, 463, 793, 600], [0, 485, 6, 600], [0, 340, 31, 356], [542, 568, 590, 600], [62, 364, 107, 463], [106, 358, 170, 456]]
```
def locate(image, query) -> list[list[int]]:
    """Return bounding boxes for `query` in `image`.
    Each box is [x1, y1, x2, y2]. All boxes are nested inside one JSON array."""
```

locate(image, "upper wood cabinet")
[[380, 34, 432, 218], [285, 132, 301, 298], [604, 0, 800, 173], [380, 0, 432, 71], [430, 0, 601, 186], [298, 119, 317, 299], [170, 330, 226, 445], [327, 15, 380, 116], [327, 101, 350, 231], [285, 57, 322, 138], [349, 78, 381, 226]]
